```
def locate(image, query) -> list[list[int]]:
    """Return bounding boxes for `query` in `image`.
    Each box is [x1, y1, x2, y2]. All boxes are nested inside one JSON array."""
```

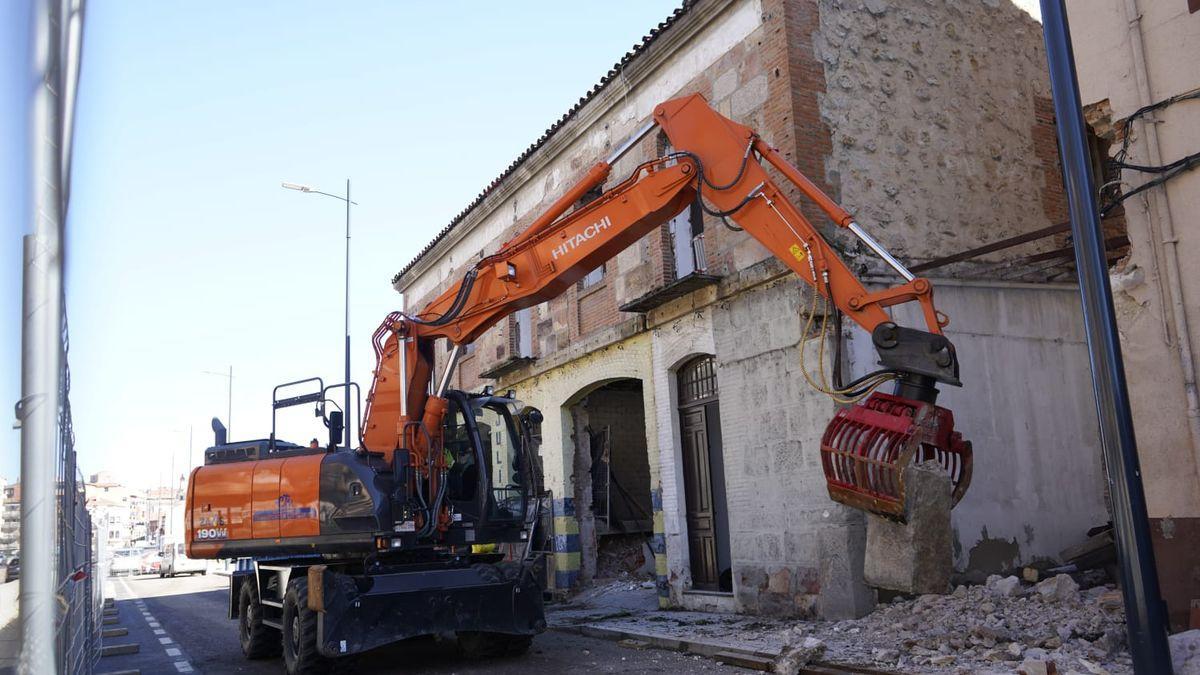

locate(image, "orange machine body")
[[185, 453, 325, 559]]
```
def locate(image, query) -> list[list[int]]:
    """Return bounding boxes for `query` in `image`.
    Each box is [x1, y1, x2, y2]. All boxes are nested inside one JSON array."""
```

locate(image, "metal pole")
[[227, 365, 233, 440], [18, 0, 65, 669], [168, 445, 176, 544], [1039, 2, 1172, 672], [436, 345, 462, 398], [344, 178, 352, 448]]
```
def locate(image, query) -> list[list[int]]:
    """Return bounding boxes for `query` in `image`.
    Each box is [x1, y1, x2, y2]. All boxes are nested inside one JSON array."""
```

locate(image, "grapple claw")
[[820, 391, 972, 521]]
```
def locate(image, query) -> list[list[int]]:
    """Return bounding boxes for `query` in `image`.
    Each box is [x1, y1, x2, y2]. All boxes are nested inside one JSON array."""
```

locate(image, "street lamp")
[[283, 179, 356, 448]]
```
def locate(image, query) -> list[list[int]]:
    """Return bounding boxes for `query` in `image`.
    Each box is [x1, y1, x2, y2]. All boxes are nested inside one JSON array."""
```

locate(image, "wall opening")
[[567, 379, 654, 586]]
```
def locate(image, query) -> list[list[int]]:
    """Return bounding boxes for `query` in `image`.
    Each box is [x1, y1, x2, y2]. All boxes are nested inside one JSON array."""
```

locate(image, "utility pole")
[[1039, 1, 1172, 672], [282, 179, 357, 447]]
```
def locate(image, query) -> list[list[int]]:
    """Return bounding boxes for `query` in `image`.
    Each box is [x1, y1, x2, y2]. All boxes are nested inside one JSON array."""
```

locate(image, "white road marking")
[[119, 573, 201, 673]]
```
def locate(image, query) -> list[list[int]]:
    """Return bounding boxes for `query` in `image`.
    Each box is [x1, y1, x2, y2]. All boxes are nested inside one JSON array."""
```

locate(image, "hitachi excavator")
[[185, 93, 971, 674]]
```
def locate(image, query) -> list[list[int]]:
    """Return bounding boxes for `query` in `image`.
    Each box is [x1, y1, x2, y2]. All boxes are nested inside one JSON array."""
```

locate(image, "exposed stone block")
[[818, 520, 875, 619], [862, 460, 953, 595]]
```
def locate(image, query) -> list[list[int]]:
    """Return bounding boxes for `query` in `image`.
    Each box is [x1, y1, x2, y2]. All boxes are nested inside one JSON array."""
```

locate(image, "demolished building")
[[392, 0, 1114, 618]]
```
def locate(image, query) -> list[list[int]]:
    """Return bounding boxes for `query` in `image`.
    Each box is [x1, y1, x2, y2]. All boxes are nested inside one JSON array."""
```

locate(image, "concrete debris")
[[987, 574, 1023, 596], [595, 533, 655, 580], [1019, 658, 1059, 675], [809, 578, 1132, 673], [774, 632, 826, 675], [863, 461, 954, 595], [1035, 574, 1081, 603], [1171, 629, 1200, 675], [550, 571, 1133, 674]]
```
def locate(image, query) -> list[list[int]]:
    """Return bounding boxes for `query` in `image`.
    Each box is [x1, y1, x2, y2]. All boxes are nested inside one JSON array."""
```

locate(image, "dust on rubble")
[[781, 573, 1132, 674]]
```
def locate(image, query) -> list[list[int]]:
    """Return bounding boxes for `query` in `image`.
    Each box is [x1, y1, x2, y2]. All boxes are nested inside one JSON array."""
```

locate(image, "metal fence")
[[54, 323, 102, 675]]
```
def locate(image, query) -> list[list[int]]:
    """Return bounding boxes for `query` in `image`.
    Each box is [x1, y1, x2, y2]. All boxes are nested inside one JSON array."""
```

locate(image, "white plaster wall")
[[1066, 0, 1200, 518], [851, 280, 1110, 572], [650, 306, 719, 601]]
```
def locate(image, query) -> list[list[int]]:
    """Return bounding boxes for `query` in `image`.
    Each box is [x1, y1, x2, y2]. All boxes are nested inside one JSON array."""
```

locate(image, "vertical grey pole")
[[1039, 2, 1172, 672], [169, 445, 176, 543], [227, 365, 232, 441], [344, 179, 352, 447], [19, 0, 64, 670]]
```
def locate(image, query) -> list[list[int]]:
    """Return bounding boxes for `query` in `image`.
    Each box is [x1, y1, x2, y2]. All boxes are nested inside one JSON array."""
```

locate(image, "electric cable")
[[1101, 87, 1200, 215]]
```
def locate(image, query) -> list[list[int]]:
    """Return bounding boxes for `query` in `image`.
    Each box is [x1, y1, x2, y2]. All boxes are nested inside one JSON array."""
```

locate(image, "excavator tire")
[[282, 577, 332, 675], [238, 580, 281, 659], [456, 561, 535, 658]]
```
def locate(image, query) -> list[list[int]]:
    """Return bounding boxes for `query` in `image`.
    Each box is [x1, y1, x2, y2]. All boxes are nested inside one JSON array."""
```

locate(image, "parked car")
[[160, 542, 205, 577], [139, 549, 163, 575], [4, 556, 18, 583], [109, 548, 141, 576]]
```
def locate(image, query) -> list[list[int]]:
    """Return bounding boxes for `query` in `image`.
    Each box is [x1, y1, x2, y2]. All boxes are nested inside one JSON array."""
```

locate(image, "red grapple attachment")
[[820, 391, 972, 521]]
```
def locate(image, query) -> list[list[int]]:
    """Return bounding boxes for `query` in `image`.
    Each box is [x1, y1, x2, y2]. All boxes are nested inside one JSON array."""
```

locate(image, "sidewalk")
[[547, 579, 794, 671], [0, 582, 19, 673]]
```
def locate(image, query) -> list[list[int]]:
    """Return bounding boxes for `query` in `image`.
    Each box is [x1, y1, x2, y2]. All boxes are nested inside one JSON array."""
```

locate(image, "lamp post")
[[282, 180, 356, 448]]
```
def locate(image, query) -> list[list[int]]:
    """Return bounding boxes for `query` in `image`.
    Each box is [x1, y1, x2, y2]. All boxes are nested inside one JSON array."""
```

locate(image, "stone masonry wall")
[[815, 0, 1065, 273], [710, 264, 869, 616]]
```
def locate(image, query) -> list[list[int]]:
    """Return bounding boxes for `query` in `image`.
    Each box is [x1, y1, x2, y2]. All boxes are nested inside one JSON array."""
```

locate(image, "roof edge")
[[391, 0, 707, 290]]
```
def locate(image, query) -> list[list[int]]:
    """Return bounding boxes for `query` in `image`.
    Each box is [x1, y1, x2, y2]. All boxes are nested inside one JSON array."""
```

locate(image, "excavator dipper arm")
[[364, 94, 971, 522]]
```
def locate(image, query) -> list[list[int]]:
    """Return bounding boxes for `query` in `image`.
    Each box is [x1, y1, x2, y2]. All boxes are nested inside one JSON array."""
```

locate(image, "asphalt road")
[[99, 572, 747, 674]]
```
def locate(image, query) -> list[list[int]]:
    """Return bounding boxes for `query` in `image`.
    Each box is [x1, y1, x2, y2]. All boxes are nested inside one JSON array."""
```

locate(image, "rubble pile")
[[798, 574, 1133, 674]]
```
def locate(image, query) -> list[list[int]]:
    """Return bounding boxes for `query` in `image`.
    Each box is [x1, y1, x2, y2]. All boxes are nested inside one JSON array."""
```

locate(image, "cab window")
[[477, 402, 526, 521]]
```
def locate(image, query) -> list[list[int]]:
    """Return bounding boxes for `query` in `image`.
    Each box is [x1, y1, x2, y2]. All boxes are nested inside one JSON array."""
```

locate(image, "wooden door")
[[680, 406, 718, 588]]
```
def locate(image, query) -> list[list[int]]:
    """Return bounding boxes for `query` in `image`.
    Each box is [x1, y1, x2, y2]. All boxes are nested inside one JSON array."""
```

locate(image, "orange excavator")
[[185, 93, 971, 674]]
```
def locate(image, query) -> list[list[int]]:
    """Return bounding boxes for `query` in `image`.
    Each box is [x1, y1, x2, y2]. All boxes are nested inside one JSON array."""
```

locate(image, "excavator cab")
[[441, 389, 538, 530]]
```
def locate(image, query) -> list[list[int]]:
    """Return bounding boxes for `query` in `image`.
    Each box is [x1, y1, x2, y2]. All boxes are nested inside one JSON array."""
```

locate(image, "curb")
[[100, 643, 139, 657], [551, 623, 897, 675], [552, 622, 778, 659]]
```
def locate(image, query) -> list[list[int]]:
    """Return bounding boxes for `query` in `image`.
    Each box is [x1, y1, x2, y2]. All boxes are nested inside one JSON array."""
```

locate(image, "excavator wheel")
[[238, 580, 282, 659], [458, 562, 535, 658], [282, 577, 332, 675]]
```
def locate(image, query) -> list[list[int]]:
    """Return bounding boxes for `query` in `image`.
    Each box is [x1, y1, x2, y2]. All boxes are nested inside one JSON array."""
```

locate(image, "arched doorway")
[[677, 355, 732, 592], [566, 379, 654, 585]]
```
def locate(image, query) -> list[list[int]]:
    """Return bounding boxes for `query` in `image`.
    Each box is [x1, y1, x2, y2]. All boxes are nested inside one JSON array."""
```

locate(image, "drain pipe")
[[1119, 0, 1200, 480]]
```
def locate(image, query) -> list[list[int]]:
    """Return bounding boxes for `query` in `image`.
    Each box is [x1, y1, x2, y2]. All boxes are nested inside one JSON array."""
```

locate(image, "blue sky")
[[3, 1, 683, 488]]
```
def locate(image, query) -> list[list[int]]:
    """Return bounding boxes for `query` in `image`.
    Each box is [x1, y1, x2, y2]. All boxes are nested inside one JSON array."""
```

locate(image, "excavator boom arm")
[[361, 95, 966, 520]]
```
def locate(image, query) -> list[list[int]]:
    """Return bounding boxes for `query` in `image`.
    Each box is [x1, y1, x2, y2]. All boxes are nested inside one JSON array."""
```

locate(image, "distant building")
[[83, 474, 169, 550], [1, 482, 20, 555]]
